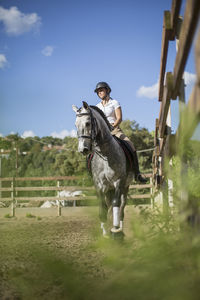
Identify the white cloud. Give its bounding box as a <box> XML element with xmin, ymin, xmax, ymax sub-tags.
<box><xmin>136</xmin><ymin>81</ymin><xmax>159</xmax><ymax>99</ymax></box>
<box><xmin>0</xmin><ymin>54</ymin><xmax>7</xmax><ymax>68</ymax></box>
<box><xmin>136</xmin><ymin>71</ymin><xmax>196</xmax><ymax>100</ymax></box>
<box><xmin>184</xmin><ymin>71</ymin><xmax>196</xmax><ymax>86</ymax></box>
<box><xmin>21</xmin><ymin>130</ymin><xmax>36</xmax><ymax>138</ymax></box>
<box><xmin>0</xmin><ymin>6</ymin><xmax>41</xmax><ymax>36</ymax></box>
<box><xmin>51</xmin><ymin>129</ymin><xmax>77</xmax><ymax>139</ymax></box>
<box><xmin>41</xmin><ymin>46</ymin><xmax>54</xmax><ymax>57</ymax></box>
<box><xmin>0</xmin><ymin>133</ymin><xmax>3</xmax><ymax>137</ymax></box>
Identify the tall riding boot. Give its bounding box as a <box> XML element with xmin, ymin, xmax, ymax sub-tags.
<box><xmin>132</xmin><ymin>151</ymin><xmax>147</xmax><ymax>183</ymax></box>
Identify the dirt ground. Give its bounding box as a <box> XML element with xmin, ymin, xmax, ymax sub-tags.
<box><xmin>0</xmin><ymin>205</ymin><xmax>141</xmax><ymax>299</ymax></box>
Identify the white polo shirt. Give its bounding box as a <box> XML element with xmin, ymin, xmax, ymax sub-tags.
<box><xmin>96</xmin><ymin>98</ymin><xmax>121</xmax><ymax>124</ymax></box>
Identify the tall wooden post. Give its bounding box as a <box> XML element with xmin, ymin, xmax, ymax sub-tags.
<box><xmin>150</xmin><ymin>176</ymin><xmax>154</xmax><ymax>208</ymax></box>
<box><xmin>11</xmin><ymin>178</ymin><xmax>15</xmax><ymax>217</ymax></box>
<box><xmin>57</xmin><ymin>180</ymin><xmax>61</xmax><ymax>216</ymax></box>
<box><xmin>166</xmin><ymin>105</ymin><xmax>174</xmax><ymax>208</ymax></box>
<box><xmin>0</xmin><ymin>157</ymin><xmax>1</xmax><ymax>199</ymax></box>
<box><xmin>176</xmin><ymin>15</ymin><xmax>188</xmax><ymax>217</ymax></box>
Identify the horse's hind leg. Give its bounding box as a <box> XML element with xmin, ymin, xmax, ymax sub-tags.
<box><xmin>119</xmin><ymin>191</ymin><xmax>127</xmax><ymax>231</ymax></box>
<box><xmin>110</xmin><ymin>189</ymin><xmax>127</xmax><ymax>240</ymax></box>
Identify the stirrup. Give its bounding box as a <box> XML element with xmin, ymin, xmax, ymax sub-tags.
<box><xmin>136</xmin><ymin>173</ymin><xmax>148</xmax><ymax>183</ymax></box>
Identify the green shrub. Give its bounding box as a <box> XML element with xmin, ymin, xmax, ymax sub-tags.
<box><xmin>26</xmin><ymin>213</ymin><xmax>36</xmax><ymax>218</ymax></box>
<box><xmin>4</xmin><ymin>213</ymin><xmax>12</xmax><ymax>218</ymax></box>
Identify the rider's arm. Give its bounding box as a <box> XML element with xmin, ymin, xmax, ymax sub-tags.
<box><xmin>113</xmin><ymin>107</ymin><xmax>122</xmax><ymax>128</ymax></box>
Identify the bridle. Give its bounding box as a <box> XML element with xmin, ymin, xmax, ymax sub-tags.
<box><xmin>76</xmin><ymin>107</ymin><xmax>110</xmax><ymax>160</ymax></box>
<box><xmin>76</xmin><ymin>110</ymin><xmax>97</xmax><ymax>141</ymax></box>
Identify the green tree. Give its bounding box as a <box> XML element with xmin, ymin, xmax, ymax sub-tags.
<box><xmin>120</xmin><ymin>120</ymin><xmax>154</xmax><ymax>171</ymax></box>
<box><xmin>1</xmin><ymin>122</ymin><xmax>154</xmax><ymax>178</ymax></box>
<box><xmin>0</xmin><ymin>137</ymin><xmax>12</xmax><ymax>150</ymax></box>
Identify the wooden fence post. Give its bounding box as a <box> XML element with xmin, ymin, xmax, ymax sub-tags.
<box><xmin>57</xmin><ymin>180</ymin><xmax>61</xmax><ymax>216</ymax></box>
<box><xmin>11</xmin><ymin>177</ymin><xmax>15</xmax><ymax>217</ymax></box>
<box><xmin>73</xmin><ymin>179</ymin><xmax>77</xmax><ymax>207</ymax></box>
<box><xmin>168</xmin><ymin>162</ymin><xmax>174</xmax><ymax>208</ymax></box>
<box><xmin>166</xmin><ymin>104</ymin><xmax>174</xmax><ymax>208</ymax></box>
<box><xmin>150</xmin><ymin>176</ymin><xmax>154</xmax><ymax>208</ymax></box>
<box><xmin>0</xmin><ymin>157</ymin><xmax>2</xmax><ymax>199</ymax></box>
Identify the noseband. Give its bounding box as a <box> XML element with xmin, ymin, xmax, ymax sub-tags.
<box><xmin>76</xmin><ymin>110</ymin><xmax>97</xmax><ymax>141</ymax></box>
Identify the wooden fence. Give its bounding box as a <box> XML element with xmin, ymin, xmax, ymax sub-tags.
<box><xmin>152</xmin><ymin>0</ymin><xmax>200</xmax><ymax>207</ymax></box>
<box><xmin>0</xmin><ymin>174</ymin><xmax>152</xmax><ymax>216</ymax></box>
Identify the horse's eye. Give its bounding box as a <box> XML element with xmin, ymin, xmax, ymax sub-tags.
<box><xmin>85</xmin><ymin>122</ymin><xmax>90</xmax><ymax>127</ymax></box>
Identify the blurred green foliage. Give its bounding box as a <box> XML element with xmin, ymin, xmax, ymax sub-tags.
<box><xmin>164</xmin><ymin>139</ymin><xmax>200</xmax><ymax>226</ymax></box>
<box><xmin>1</xmin><ymin>207</ymin><xmax>200</xmax><ymax>300</ymax></box>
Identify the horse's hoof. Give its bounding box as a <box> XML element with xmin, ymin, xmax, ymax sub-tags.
<box><xmin>111</xmin><ymin>230</ymin><xmax>125</xmax><ymax>240</ymax></box>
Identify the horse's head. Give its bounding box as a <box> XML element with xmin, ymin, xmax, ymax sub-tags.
<box><xmin>72</xmin><ymin>101</ymin><xmax>94</xmax><ymax>155</ymax></box>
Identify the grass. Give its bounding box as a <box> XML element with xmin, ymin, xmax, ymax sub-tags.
<box><xmin>1</xmin><ymin>207</ymin><xmax>200</xmax><ymax>300</ymax></box>
<box><xmin>26</xmin><ymin>213</ymin><xmax>36</xmax><ymax>218</ymax></box>
<box><xmin>1</xmin><ymin>136</ymin><xmax>200</xmax><ymax>299</ymax></box>
<box><xmin>4</xmin><ymin>213</ymin><xmax>12</xmax><ymax>218</ymax></box>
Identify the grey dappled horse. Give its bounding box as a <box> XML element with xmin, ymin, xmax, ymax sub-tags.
<box><xmin>72</xmin><ymin>101</ymin><xmax>134</xmax><ymax>238</ymax></box>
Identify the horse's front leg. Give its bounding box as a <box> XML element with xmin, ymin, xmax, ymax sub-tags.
<box><xmin>111</xmin><ymin>183</ymin><xmax>122</xmax><ymax>233</ymax></box>
<box><xmin>98</xmin><ymin>191</ymin><xmax>109</xmax><ymax>237</ymax></box>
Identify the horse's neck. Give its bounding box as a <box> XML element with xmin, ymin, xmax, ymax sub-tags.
<box><xmin>93</xmin><ymin>111</ymin><xmax>117</xmax><ymax>156</ymax></box>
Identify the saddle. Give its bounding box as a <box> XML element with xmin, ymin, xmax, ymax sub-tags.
<box><xmin>113</xmin><ymin>136</ymin><xmax>135</xmax><ymax>171</ymax></box>
<box><xmin>86</xmin><ymin>136</ymin><xmax>135</xmax><ymax>173</ymax></box>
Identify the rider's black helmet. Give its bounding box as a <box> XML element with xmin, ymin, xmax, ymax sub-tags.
<box><xmin>94</xmin><ymin>82</ymin><xmax>111</xmax><ymax>94</ymax></box>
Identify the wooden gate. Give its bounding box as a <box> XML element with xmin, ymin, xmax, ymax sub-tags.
<box><xmin>152</xmin><ymin>0</ymin><xmax>200</xmax><ymax>213</ymax></box>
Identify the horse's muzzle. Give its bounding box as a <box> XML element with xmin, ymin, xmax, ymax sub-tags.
<box><xmin>79</xmin><ymin>147</ymin><xmax>90</xmax><ymax>155</ymax></box>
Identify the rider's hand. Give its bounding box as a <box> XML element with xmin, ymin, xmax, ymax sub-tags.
<box><xmin>110</xmin><ymin>124</ymin><xmax>115</xmax><ymax>131</ymax></box>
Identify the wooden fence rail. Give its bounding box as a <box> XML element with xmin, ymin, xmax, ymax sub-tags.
<box><xmin>0</xmin><ymin>174</ymin><xmax>152</xmax><ymax>216</ymax></box>
<box><xmin>0</xmin><ymin>176</ymin><xmax>78</xmax><ymax>181</ymax></box>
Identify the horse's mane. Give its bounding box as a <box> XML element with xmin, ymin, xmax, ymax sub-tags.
<box><xmin>89</xmin><ymin>105</ymin><xmax>112</xmax><ymax>131</ymax></box>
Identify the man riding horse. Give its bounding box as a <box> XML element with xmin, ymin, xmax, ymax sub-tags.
<box><xmin>95</xmin><ymin>81</ymin><xmax>147</xmax><ymax>184</ymax></box>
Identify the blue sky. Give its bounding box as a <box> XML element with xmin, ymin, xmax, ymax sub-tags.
<box><xmin>0</xmin><ymin>0</ymin><xmax>197</xmax><ymax>138</ymax></box>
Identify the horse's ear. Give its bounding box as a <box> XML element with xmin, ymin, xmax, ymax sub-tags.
<box><xmin>82</xmin><ymin>101</ymin><xmax>89</xmax><ymax>109</ymax></box>
<box><xmin>72</xmin><ymin>105</ymin><xmax>78</xmax><ymax>113</ymax></box>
